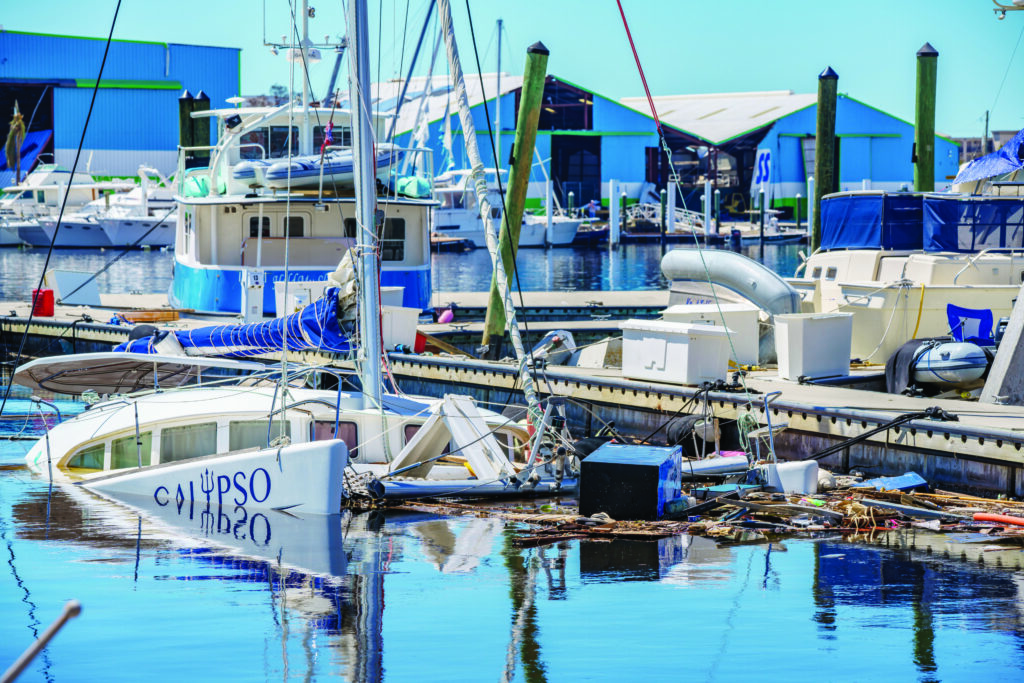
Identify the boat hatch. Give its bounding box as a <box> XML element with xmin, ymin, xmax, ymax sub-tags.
<box><xmin>14</xmin><ymin>352</ymin><xmax>268</xmax><ymax>396</ymax></box>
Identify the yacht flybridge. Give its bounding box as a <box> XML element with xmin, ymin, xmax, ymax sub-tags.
<box><xmin>171</xmin><ymin>102</ymin><xmax>435</xmax><ymax>317</ymax></box>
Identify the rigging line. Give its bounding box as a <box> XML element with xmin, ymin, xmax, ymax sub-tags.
<box><xmin>58</xmin><ymin>206</ymin><xmax>176</xmax><ymax>303</ymax></box>
<box><xmin>463</xmin><ymin>0</ymin><xmax>532</xmax><ymax>342</ymax></box>
<box><xmin>0</xmin><ymin>0</ymin><xmax>123</xmax><ymax>422</ymax></box>
<box><xmin>991</xmin><ymin>21</ymin><xmax>1024</xmax><ymax>115</ymax></box>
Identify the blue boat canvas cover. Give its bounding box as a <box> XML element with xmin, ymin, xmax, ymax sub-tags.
<box><xmin>819</xmin><ymin>193</ymin><xmax>923</xmax><ymax>250</ymax></box>
<box><xmin>923</xmin><ymin>195</ymin><xmax>1024</xmax><ymax>252</ymax></box>
<box><xmin>116</xmin><ymin>287</ymin><xmax>352</xmax><ymax>358</ymax></box>
<box><xmin>953</xmin><ymin>127</ymin><xmax>1024</xmax><ymax>185</ymax></box>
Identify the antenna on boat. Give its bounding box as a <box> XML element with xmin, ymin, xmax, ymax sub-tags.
<box><xmin>347</xmin><ymin>0</ymin><xmax>383</xmax><ymax>410</ymax></box>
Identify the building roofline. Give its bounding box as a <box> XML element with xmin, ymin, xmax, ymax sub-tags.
<box><xmin>1</xmin><ymin>29</ymin><xmax>241</xmax><ymax>52</ymax></box>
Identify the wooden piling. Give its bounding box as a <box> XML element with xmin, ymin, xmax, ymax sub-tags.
<box><xmin>914</xmin><ymin>43</ymin><xmax>938</xmax><ymax>192</ymax></box>
<box><xmin>481</xmin><ymin>42</ymin><xmax>549</xmax><ymax>352</ymax></box>
<box><xmin>178</xmin><ymin>89</ymin><xmax>194</xmax><ymax>153</ymax></box>
<box><xmin>812</xmin><ymin>67</ymin><xmax>838</xmax><ymax>252</ymax></box>
<box><xmin>192</xmin><ymin>90</ymin><xmax>211</xmax><ymax>159</ymax></box>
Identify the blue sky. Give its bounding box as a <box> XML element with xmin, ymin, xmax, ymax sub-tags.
<box><xmin>4</xmin><ymin>0</ymin><xmax>1023</xmax><ymax>137</ymax></box>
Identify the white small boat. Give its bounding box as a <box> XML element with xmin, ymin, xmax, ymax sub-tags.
<box><xmin>912</xmin><ymin>341</ymin><xmax>990</xmax><ymax>387</ymax></box>
<box><xmin>232</xmin><ymin>145</ymin><xmax>402</xmax><ymax>190</ymax></box>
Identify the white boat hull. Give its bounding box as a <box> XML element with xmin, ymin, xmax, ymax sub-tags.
<box><xmin>101</xmin><ymin>214</ymin><xmax>177</xmax><ymax>247</ymax></box>
<box><xmin>75</xmin><ymin>439</ymin><xmax>349</xmax><ymax>515</ymax></box>
<box><xmin>38</xmin><ymin>216</ymin><xmax>113</xmax><ymax>248</ymax></box>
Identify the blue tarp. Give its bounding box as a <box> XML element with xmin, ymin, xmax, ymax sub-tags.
<box><xmin>0</xmin><ymin>130</ymin><xmax>52</xmax><ymax>189</ymax></box>
<box><xmin>953</xmin><ymin>127</ymin><xmax>1024</xmax><ymax>185</ymax></box>
<box><xmin>115</xmin><ymin>287</ymin><xmax>352</xmax><ymax>358</ymax></box>
<box><xmin>820</xmin><ymin>193</ymin><xmax>923</xmax><ymax>250</ymax></box>
<box><xmin>923</xmin><ymin>195</ymin><xmax>1024</xmax><ymax>252</ymax></box>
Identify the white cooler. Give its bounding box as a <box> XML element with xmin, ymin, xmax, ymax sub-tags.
<box><xmin>774</xmin><ymin>312</ymin><xmax>853</xmax><ymax>380</ymax></box>
<box><xmin>620</xmin><ymin>320</ymin><xmax>730</xmax><ymax>386</ymax></box>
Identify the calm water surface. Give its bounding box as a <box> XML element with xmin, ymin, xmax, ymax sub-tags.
<box><xmin>0</xmin><ymin>243</ymin><xmax>801</xmax><ymax>302</ymax></box>
<box><xmin>1</xmin><ymin>402</ymin><xmax>1023</xmax><ymax>682</ymax></box>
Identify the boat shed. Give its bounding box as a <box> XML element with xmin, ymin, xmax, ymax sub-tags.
<box><xmin>0</xmin><ymin>29</ymin><xmax>240</xmax><ymax>183</ymax></box>
<box><xmin>624</xmin><ymin>91</ymin><xmax>961</xmax><ymax>217</ymax></box>
<box><xmin>383</xmin><ymin>73</ymin><xmax>708</xmax><ymax>209</ymax></box>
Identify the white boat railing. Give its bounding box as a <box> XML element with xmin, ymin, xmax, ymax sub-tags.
<box><xmin>625</xmin><ymin>202</ymin><xmax>706</xmax><ymax>231</ymax></box>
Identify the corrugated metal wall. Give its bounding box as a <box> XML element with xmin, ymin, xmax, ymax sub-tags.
<box><xmin>1</xmin><ymin>31</ymin><xmax>239</xmax><ymax>175</ymax></box>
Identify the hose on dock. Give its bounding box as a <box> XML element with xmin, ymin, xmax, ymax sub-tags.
<box><xmin>803</xmin><ymin>406</ymin><xmax>959</xmax><ymax>462</ymax></box>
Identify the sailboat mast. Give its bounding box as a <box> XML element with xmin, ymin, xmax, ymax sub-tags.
<box><xmin>496</xmin><ymin>18</ymin><xmax>502</xmax><ymax>170</ymax></box>
<box><xmin>347</xmin><ymin>0</ymin><xmax>383</xmax><ymax>409</ymax></box>
<box><xmin>300</xmin><ymin>0</ymin><xmax>312</xmax><ymax>154</ymax></box>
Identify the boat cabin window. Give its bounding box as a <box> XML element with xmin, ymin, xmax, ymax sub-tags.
<box><xmin>35</xmin><ymin>191</ymin><xmax>45</xmax><ymax>203</ymax></box>
<box><xmin>403</xmin><ymin>424</ymin><xmax>450</xmax><ymax>454</ymax></box>
<box><xmin>313</xmin><ymin>125</ymin><xmax>352</xmax><ymax>150</ymax></box>
<box><xmin>825</xmin><ymin>266</ymin><xmax>838</xmax><ymax>281</ymax></box>
<box><xmin>284</xmin><ymin>216</ymin><xmax>304</xmax><ymax>238</ymax></box>
<box><xmin>344</xmin><ymin>218</ymin><xmax>405</xmax><ymax>261</ymax></box>
<box><xmin>111</xmin><ymin>432</ymin><xmax>153</xmax><ymax>469</ymax></box>
<box><xmin>269</xmin><ymin>126</ymin><xmax>298</xmax><ymax>157</ymax></box>
<box><xmin>313</xmin><ymin>420</ymin><xmax>359</xmax><ymax>458</ymax></box>
<box><xmin>161</xmin><ymin>422</ymin><xmax>218</xmax><ymax>464</ymax></box>
<box><xmin>229</xmin><ymin>419</ymin><xmax>291</xmax><ymax>451</ymax></box>
<box><xmin>249</xmin><ymin>216</ymin><xmax>271</xmax><ymax>238</ymax></box>
<box><xmin>811</xmin><ymin>266</ymin><xmax>822</xmax><ymax>279</ymax></box>
<box><xmin>381</xmin><ymin>218</ymin><xmax>405</xmax><ymax>261</ymax></box>
<box><xmin>490</xmin><ymin>207</ymin><xmax>502</xmax><ymax>220</ymax></box>
<box><xmin>436</xmin><ymin>224</ymin><xmax>460</xmax><ymax>232</ymax></box>
<box><xmin>67</xmin><ymin>443</ymin><xmax>105</xmax><ymax>471</ymax></box>
<box><xmin>239</xmin><ymin>127</ymin><xmax>298</xmax><ymax>159</ymax></box>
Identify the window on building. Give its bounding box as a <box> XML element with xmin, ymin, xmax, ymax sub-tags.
<box><xmin>111</xmin><ymin>432</ymin><xmax>153</xmax><ymax>469</ymax></box>
<box><xmin>161</xmin><ymin>422</ymin><xmax>218</xmax><ymax>464</ymax></box>
<box><xmin>67</xmin><ymin>443</ymin><xmax>104</xmax><ymax>471</ymax></box>
<box><xmin>249</xmin><ymin>216</ymin><xmax>271</xmax><ymax>238</ymax></box>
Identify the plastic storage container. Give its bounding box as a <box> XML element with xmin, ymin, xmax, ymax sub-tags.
<box><xmin>662</xmin><ymin>303</ymin><xmax>761</xmax><ymax>365</ymax></box>
<box><xmin>382</xmin><ymin>306</ymin><xmax>419</xmax><ymax>350</ymax></box>
<box><xmin>759</xmin><ymin>461</ymin><xmax>819</xmax><ymax>494</ymax></box>
<box><xmin>620</xmin><ymin>319</ymin><xmax>730</xmax><ymax>385</ymax></box>
<box><xmin>774</xmin><ymin>312</ymin><xmax>853</xmax><ymax>380</ymax></box>
<box><xmin>31</xmin><ymin>289</ymin><xmax>54</xmax><ymax>317</ymax></box>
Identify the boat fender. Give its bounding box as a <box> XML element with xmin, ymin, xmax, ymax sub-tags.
<box><xmin>129</xmin><ymin>323</ymin><xmax>159</xmax><ymax>340</ymax></box>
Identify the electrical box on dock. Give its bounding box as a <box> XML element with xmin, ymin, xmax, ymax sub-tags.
<box><xmin>580</xmin><ymin>443</ymin><xmax>683</xmax><ymax>521</ymax></box>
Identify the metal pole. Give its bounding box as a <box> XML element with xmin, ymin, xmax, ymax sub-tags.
<box><xmin>659</xmin><ymin>188</ymin><xmax>667</xmax><ymax>241</ymax></box>
<box><xmin>134</xmin><ymin>401</ymin><xmax>142</xmax><ymax>468</ymax></box>
<box><xmin>807</xmin><ymin>176</ymin><xmax>815</xmax><ymax>238</ymax></box>
<box><xmin>545</xmin><ymin>179</ymin><xmax>553</xmax><ymax>246</ymax></box>
<box><xmin>348</xmin><ymin>0</ymin><xmax>382</xmax><ymax>409</ymax></box>
<box><xmin>812</xmin><ymin>67</ymin><xmax>838</xmax><ymax>252</ymax></box>
<box><xmin>914</xmin><ymin>42</ymin><xmax>938</xmax><ymax>192</ymax></box>
<box><xmin>1</xmin><ymin>600</ymin><xmax>81</xmax><ymax>683</ymax></box>
<box><xmin>667</xmin><ymin>181</ymin><xmax>676</xmax><ymax>235</ymax></box>
<box><xmin>495</xmin><ymin>18</ymin><xmax>502</xmax><ymax>170</ymax></box>
<box><xmin>795</xmin><ymin>193</ymin><xmax>802</xmax><ymax>231</ymax></box>
<box><xmin>714</xmin><ymin>188</ymin><xmax>720</xmax><ymax>232</ymax></box>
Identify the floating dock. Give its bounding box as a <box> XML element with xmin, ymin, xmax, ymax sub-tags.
<box><xmin>3</xmin><ymin>292</ymin><xmax>1024</xmax><ymax>497</ymax></box>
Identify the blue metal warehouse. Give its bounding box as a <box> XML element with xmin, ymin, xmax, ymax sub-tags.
<box><xmin>0</xmin><ymin>29</ymin><xmax>239</xmax><ymax>183</ymax></box>
<box><xmin>384</xmin><ymin>75</ymin><xmax>959</xmax><ymax>216</ymax></box>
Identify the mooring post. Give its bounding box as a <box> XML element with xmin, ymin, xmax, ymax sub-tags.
<box><xmin>608</xmin><ymin>178</ymin><xmax>619</xmax><ymax>247</ymax></box>
<box><xmin>758</xmin><ymin>188</ymin><xmax>766</xmax><ymax>262</ymax></box>
<box><xmin>667</xmin><ymin>181</ymin><xmax>676</xmax><ymax>235</ymax></box>
<box><xmin>812</xmin><ymin>67</ymin><xmax>838</xmax><ymax>253</ymax></box>
<box><xmin>659</xmin><ymin>188</ymin><xmax>667</xmax><ymax>241</ymax></box>
<box><xmin>795</xmin><ymin>193</ymin><xmax>802</xmax><ymax>231</ymax></box>
<box><xmin>178</xmin><ymin>89</ymin><xmax>194</xmax><ymax>166</ymax></box>
<box><xmin>192</xmin><ymin>90</ymin><xmax>211</xmax><ymax>160</ymax></box>
<box><xmin>704</xmin><ymin>179</ymin><xmax>712</xmax><ymax>236</ymax></box>
<box><xmin>481</xmin><ymin>41</ymin><xmax>549</xmax><ymax>355</ymax></box>
<box><xmin>914</xmin><ymin>42</ymin><xmax>938</xmax><ymax>192</ymax></box>
<box><xmin>714</xmin><ymin>188</ymin><xmax>720</xmax><ymax>232</ymax></box>
<box><xmin>545</xmin><ymin>179</ymin><xmax>553</xmax><ymax>246</ymax></box>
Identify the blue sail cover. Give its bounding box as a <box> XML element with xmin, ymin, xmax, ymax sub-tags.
<box><xmin>115</xmin><ymin>287</ymin><xmax>352</xmax><ymax>357</ymax></box>
<box><xmin>820</xmin><ymin>193</ymin><xmax>923</xmax><ymax>250</ymax></box>
<box><xmin>953</xmin><ymin>127</ymin><xmax>1024</xmax><ymax>185</ymax></box>
<box><xmin>923</xmin><ymin>196</ymin><xmax>1024</xmax><ymax>252</ymax></box>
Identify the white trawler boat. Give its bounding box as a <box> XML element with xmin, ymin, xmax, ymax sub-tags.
<box><xmin>19</xmin><ymin>0</ymin><xmax>577</xmax><ymax>513</ymax></box>
<box><xmin>0</xmin><ymin>164</ymin><xmax>133</xmax><ymax>246</ymax></box>
<box><xmin>434</xmin><ymin>168</ymin><xmax>580</xmax><ymax>247</ymax></box>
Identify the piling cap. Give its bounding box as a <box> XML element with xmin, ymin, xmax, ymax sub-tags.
<box><xmin>917</xmin><ymin>42</ymin><xmax>938</xmax><ymax>57</ymax></box>
<box><xmin>179</xmin><ymin>89</ymin><xmax>194</xmax><ymax>101</ymax></box>
<box><xmin>818</xmin><ymin>66</ymin><xmax>839</xmax><ymax>81</ymax></box>
<box><xmin>193</xmin><ymin>90</ymin><xmax>210</xmax><ymax>102</ymax></box>
<box><xmin>527</xmin><ymin>41</ymin><xmax>549</xmax><ymax>56</ymax></box>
